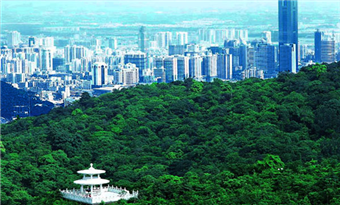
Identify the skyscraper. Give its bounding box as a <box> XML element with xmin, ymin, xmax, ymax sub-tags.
<box><xmin>175</xmin><ymin>32</ymin><xmax>188</xmax><ymax>45</ymax></box>
<box><xmin>202</xmin><ymin>53</ymin><xmax>217</xmax><ymax>82</ymax></box>
<box><xmin>7</xmin><ymin>31</ymin><xmax>21</xmax><ymax>48</ymax></box>
<box><xmin>314</xmin><ymin>30</ymin><xmax>322</xmax><ymax>63</ymax></box>
<box><xmin>155</xmin><ymin>32</ymin><xmax>172</xmax><ymax>48</ymax></box>
<box><xmin>153</xmin><ymin>67</ymin><xmax>166</xmax><ymax>83</ymax></box>
<box><xmin>239</xmin><ymin>43</ymin><xmax>248</xmax><ymax>70</ymax></box>
<box><xmin>279</xmin><ymin>0</ymin><xmax>298</xmax><ymax>46</ymax></box>
<box><xmin>164</xmin><ymin>56</ymin><xmax>178</xmax><ymax>83</ymax></box>
<box><xmin>92</xmin><ymin>62</ymin><xmax>108</xmax><ymax>86</ymax></box>
<box><xmin>188</xmin><ymin>54</ymin><xmax>202</xmax><ymax>79</ymax></box>
<box><xmin>176</xmin><ymin>56</ymin><xmax>189</xmax><ymax>81</ymax></box>
<box><xmin>315</xmin><ymin>31</ymin><xmax>336</xmax><ymax>64</ymax></box>
<box><xmin>138</xmin><ymin>26</ymin><xmax>148</xmax><ymax>52</ymax></box>
<box><xmin>321</xmin><ymin>37</ymin><xmax>336</xmax><ymax>63</ymax></box>
<box><xmin>121</xmin><ymin>63</ymin><xmax>139</xmax><ymax>85</ymax></box>
<box><xmin>279</xmin><ymin>43</ymin><xmax>296</xmax><ymax>73</ymax></box>
<box><xmin>217</xmin><ymin>54</ymin><xmax>233</xmax><ymax>79</ymax></box>
<box><xmin>124</xmin><ymin>51</ymin><xmax>147</xmax><ymax>82</ymax></box>
<box><xmin>254</xmin><ymin>43</ymin><xmax>277</xmax><ymax>74</ymax></box>
<box><xmin>279</xmin><ymin>0</ymin><xmax>298</xmax><ymax>71</ymax></box>
<box><xmin>169</xmin><ymin>45</ymin><xmax>185</xmax><ymax>56</ymax></box>
<box><xmin>40</xmin><ymin>48</ymin><xmax>53</xmax><ymax>71</ymax></box>
<box><xmin>109</xmin><ymin>38</ymin><xmax>118</xmax><ymax>50</ymax></box>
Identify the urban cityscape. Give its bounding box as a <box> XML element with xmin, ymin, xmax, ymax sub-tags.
<box><xmin>1</xmin><ymin>0</ymin><xmax>339</xmax><ymax>120</ymax></box>
<box><xmin>2</xmin><ymin>1</ymin><xmax>340</xmax><ymax>204</ymax></box>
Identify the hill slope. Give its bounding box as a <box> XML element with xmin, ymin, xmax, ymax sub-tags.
<box><xmin>2</xmin><ymin>62</ymin><xmax>340</xmax><ymax>204</ymax></box>
<box><xmin>1</xmin><ymin>81</ymin><xmax>54</xmax><ymax>120</ymax></box>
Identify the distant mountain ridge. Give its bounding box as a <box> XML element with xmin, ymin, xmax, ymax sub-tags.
<box><xmin>1</xmin><ymin>81</ymin><xmax>54</xmax><ymax>121</ymax></box>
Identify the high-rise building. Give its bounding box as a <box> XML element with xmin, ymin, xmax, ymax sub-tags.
<box><xmin>53</xmin><ymin>57</ymin><xmax>65</xmax><ymax>70</ymax></box>
<box><xmin>255</xmin><ymin>43</ymin><xmax>277</xmax><ymax>74</ymax></box>
<box><xmin>76</xmin><ymin>46</ymin><xmax>86</xmax><ymax>59</ymax></box>
<box><xmin>91</xmin><ymin>39</ymin><xmax>102</xmax><ymax>50</ymax></box>
<box><xmin>7</xmin><ymin>31</ymin><xmax>21</xmax><ymax>48</ymax></box>
<box><xmin>153</xmin><ymin>67</ymin><xmax>166</xmax><ymax>83</ymax></box>
<box><xmin>175</xmin><ymin>32</ymin><xmax>188</xmax><ymax>45</ymax></box>
<box><xmin>40</xmin><ymin>48</ymin><xmax>53</xmax><ymax>71</ymax></box>
<box><xmin>169</xmin><ymin>45</ymin><xmax>185</xmax><ymax>56</ymax></box>
<box><xmin>41</xmin><ymin>37</ymin><xmax>54</xmax><ymax>48</ymax></box>
<box><xmin>207</xmin><ymin>46</ymin><xmax>225</xmax><ymax>55</ymax></box>
<box><xmin>299</xmin><ymin>44</ymin><xmax>308</xmax><ymax>61</ymax></box>
<box><xmin>188</xmin><ymin>55</ymin><xmax>202</xmax><ymax>79</ymax></box>
<box><xmin>92</xmin><ymin>62</ymin><xmax>108</xmax><ymax>86</ymax></box>
<box><xmin>122</xmin><ymin>63</ymin><xmax>139</xmax><ymax>85</ymax></box>
<box><xmin>202</xmin><ymin>53</ymin><xmax>218</xmax><ymax>82</ymax></box>
<box><xmin>321</xmin><ymin>38</ymin><xmax>336</xmax><ymax>63</ymax></box>
<box><xmin>239</xmin><ymin>43</ymin><xmax>248</xmax><ymax>70</ymax></box>
<box><xmin>176</xmin><ymin>56</ymin><xmax>189</xmax><ymax>81</ymax></box>
<box><xmin>279</xmin><ymin>0</ymin><xmax>298</xmax><ymax>71</ymax></box>
<box><xmin>138</xmin><ymin>26</ymin><xmax>148</xmax><ymax>52</ymax></box>
<box><xmin>164</xmin><ymin>56</ymin><xmax>178</xmax><ymax>83</ymax></box>
<box><xmin>155</xmin><ymin>32</ymin><xmax>172</xmax><ymax>49</ymax></box>
<box><xmin>242</xmin><ymin>67</ymin><xmax>264</xmax><ymax>79</ymax></box>
<box><xmin>315</xmin><ymin>31</ymin><xmax>336</xmax><ymax>64</ymax></box>
<box><xmin>226</xmin><ymin>29</ymin><xmax>236</xmax><ymax>40</ymax></box>
<box><xmin>336</xmin><ymin>52</ymin><xmax>340</xmax><ymax>62</ymax></box>
<box><xmin>28</xmin><ymin>36</ymin><xmax>37</xmax><ymax>47</ymax></box>
<box><xmin>109</xmin><ymin>38</ymin><xmax>118</xmax><ymax>50</ymax></box>
<box><xmin>154</xmin><ymin>57</ymin><xmax>165</xmax><ymax>68</ymax></box>
<box><xmin>236</xmin><ymin>30</ymin><xmax>248</xmax><ymax>41</ymax></box>
<box><xmin>64</xmin><ymin>45</ymin><xmax>72</xmax><ymax>63</ymax></box>
<box><xmin>199</xmin><ymin>29</ymin><xmax>216</xmax><ymax>43</ymax></box>
<box><xmin>124</xmin><ymin>52</ymin><xmax>147</xmax><ymax>82</ymax></box>
<box><xmin>279</xmin><ymin>43</ymin><xmax>296</xmax><ymax>73</ymax></box>
<box><xmin>314</xmin><ymin>30</ymin><xmax>322</xmax><ymax>63</ymax></box>
<box><xmin>215</xmin><ymin>29</ymin><xmax>227</xmax><ymax>43</ymax></box>
<box><xmin>217</xmin><ymin>54</ymin><xmax>233</xmax><ymax>79</ymax></box>
<box><xmin>262</xmin><ymin>31</ymin><xmax>272</xmax><ymax>44</ymax></box>
<box><xmin>64</xmin><ymin>45</ymin><xmax>86</xmax><ymax>63</ymax></box>
<box><xmin>209</xmin><ymin>29</ymin><xmax>216</xmax><ymax>44</ymax></box>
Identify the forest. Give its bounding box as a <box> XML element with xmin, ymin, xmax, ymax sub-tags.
<box><xmin>2</xmin><ymin>62</ymin><xmax>340</xmax><ymax>205</ymax></box>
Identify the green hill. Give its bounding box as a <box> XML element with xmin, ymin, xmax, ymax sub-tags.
<box><xmin>2</xmin><ymin>62</ymin><xmax>340</xmax><ymax>205</ymax></box>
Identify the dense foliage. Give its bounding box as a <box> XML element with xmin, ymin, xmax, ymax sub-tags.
<box><xmin>2</xmin><ymin>62</ymin><xmax>340</xmax><ymax>205</ymax></box>
<box><xmin>1</xmin><ymin>81</ymin><xmax>54</xmax><ymax>120</ymax></box>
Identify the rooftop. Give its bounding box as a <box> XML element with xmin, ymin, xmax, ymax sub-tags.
<box><xmin>77</xmin><ymin>163</ymin><xmax>106</xmax><ymax>175</ymax></box>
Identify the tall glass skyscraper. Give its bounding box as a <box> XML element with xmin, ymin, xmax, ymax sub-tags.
<box><xmin>278</xmin><ymin>0</ymin><xmax>298</xmax><ymax>72</ymax></box>
<box><xmin>138</xmin><ymin>26</ymin><xmax>147</xmax><ymax>52</ymax></box>
<box><xmin>314</xmin><ymin>30</ymin><xmax>322</xmax><ymax>63</ymax></box>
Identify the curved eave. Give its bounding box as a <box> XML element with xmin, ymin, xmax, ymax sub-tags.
<box><xmin>77</xmin><ymin>170</ymin><xmax>106</xmax><ymax>175</ymax></box>
<box><xmin>74</xmin><ymin>179</ymin><xmax>110</xmax><ymax>185</ymax></box>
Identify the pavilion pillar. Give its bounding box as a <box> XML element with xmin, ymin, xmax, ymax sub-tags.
<box><xmin>91</xmin><ymin>185</ymin><xmax>93</xmax><ymax>196</ymax></box>
<box><xmin>81</xmin><ymin>185</ymin><xmax>83</xmax><ymax>193</ymax></box>
<box><xmin>100</xmin><ymin>184</ymin><xmax>103</xmax><ymax>194</ymax></box>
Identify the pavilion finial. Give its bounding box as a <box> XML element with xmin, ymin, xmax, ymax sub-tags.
<box><xmin>90</xmin><ymin>163</ymin><xmax>93</xmax><ymax>169</ymax></box>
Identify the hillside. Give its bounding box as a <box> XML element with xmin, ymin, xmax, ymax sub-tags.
<box><xmin>1</xmin><ymin>81</ymin><xmax>54</xmax><ymax>121</ymax></box>
<box><xmin>2</xmin><ymin>62</ymin><xmax>340</xmax><ymax>205</ymax></box>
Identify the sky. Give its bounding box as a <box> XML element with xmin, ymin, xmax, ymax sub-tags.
<box><xmin>1</xmin><ymin>0</ymin><xmax>339</xmax><ymax>14</ymax></box>
<box><xmin>1</xmin><ymin>0</ymin><xmax>339</xmax><ymax>26</ymax></box>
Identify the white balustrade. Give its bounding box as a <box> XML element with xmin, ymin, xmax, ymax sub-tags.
<box><xmin>60</xmin><ymin>164</ymin><xmax>138</xmax><ymax>204</ymax></box>
<box><xmin>60</xmin><ymin>187</ymin><xmax>138</xmax><ymax>204</ymax></box>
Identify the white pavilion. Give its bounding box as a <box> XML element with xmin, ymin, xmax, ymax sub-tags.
<box><xmin>60</xmin><ymin>163</ymin><xmax>138</xmax><ymax>204</ymax></box>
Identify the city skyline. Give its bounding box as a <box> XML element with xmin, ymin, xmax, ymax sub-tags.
<box><xmin>1</xmin><ymin>0</ymin><xmax>339</xmax><ymax>120</ymax></box>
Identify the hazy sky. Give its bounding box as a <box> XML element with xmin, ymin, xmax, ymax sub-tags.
<box><xmin>2</xmin><ymin>0</ymin><xmax>339</xmax><ymax>12</ymax></box>
<box><xmin>1</xmin><ymin>0</ymin><xmax>339</xmax><ymax>25</ymax></box>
